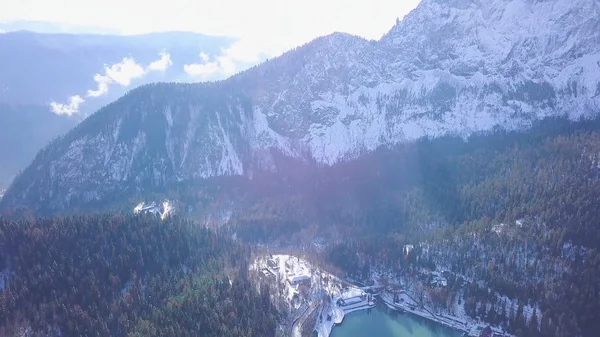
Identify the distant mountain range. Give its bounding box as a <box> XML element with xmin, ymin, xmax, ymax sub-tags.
<box><xmin>1</xmin><ymin>0</ymin><xmax>599</xmax><ymax>212</ymax></box>
<box><xmin>0</xmin><ymin>30</ymin><xmax>236</xmax><ymax>111</ymax></box>
<box><xmin>0</xmin><ymin>104</ymin><xmax>77</xmax><ymax>188</ymax></box>
<box><xmin>0</xmin><ymin>20</ymin><xmax>122</xmax><ymax>35</ymax></box>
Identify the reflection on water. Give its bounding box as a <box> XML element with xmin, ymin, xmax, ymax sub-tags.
<box><xmin>330</xmin><ymin>305</ymin><xmax>463</xmax><ymax>337</ymax></box>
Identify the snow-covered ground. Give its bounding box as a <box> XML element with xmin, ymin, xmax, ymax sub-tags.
<box><xmin>253</xmin><ymin>254</ymin><xmax>520</xmax><ymax>337</ymax></box>
<box><xmin>380</xmin><ymin>290</ymin><xmax>478</xmax><ymax>335</ymax></box>
<box><xmin>133</xmin><ymin>200</ymin><xmax>174</xmax><ymax>220</ymax></box>
<box><xmin>314</xmin><ymin>287</ymin><xmax>376</xmax><ymax>337</ymax></box>
<box><xmin>375</xmin><ymin>268</ymin><xmax>515</xmax><ymax>337</ymax></box>
<box><xmin>252</xmin><ymin>254</ymin><xmax>374</xmax><ymax>337</ymax></box>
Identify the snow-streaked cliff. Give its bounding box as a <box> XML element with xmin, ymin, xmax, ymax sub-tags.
<box><xmin>242</xmin><ymin>0</ymin><xmax>600</xmax><ymax>163</ymax></box>
<box><xmin>2</xmin><ymin>0</ymin><xmax>599</xmax><ymax>212</ymax></box>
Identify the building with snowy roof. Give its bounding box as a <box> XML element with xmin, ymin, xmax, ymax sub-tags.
<box><xmin>287</xmin><ymin>274</ymin><xmax>310</xmax><ymax>285</ymax></box>
<box><xmin>337</xmin><ymin>296</ymin><xmax>364</xmax><ymax>307</ymax></box>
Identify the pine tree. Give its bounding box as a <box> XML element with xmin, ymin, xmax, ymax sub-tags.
<box><xmin>515</xmin><ymin>302</ymin><xmax>525</xmax><ymax>332</ymax></box>
<box><xmin>529</xmin><ymin>306</ymin><xmax>539</xmax><ymax>336</ymax></box>
<box><xmin>500</xmin><ymin>298</ymin><xmax>507</xmax><ymax>324</ymax></box>
<box><xmin>509</xmin><ymin>302</ymin><xmax>516</xmax><ymax>332</ymax></box>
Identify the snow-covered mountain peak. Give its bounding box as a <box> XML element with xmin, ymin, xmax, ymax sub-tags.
<box><xmin>383</xmin><ymin>0</ymin><xmax>600</xmax><ymax>68</ymax></box>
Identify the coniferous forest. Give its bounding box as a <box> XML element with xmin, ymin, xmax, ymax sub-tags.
<box><xmin>0</xmin><ymin>214</ymin><xmax>278</xmax><ymax>336</ymax></box>
<box><xmin>313</xmin><ymin>117</ymin><xmax>600</xmax><ymax>337</ymax></box>
<box><xmin>217</xmin><ymin>116</ymin><xmax>600</xmax><ymax>337</ymax></box>
<box><xmin>2</xmin><ymin>117</ymin><xmax>600</xmax><ymax>337</ymax></box>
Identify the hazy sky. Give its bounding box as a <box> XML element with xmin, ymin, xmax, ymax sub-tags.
<box><xmin>2</xmin><ymin>0</ymin><xmax>423</xmax><ymax>114</ymax></box>
<box><xmin>1</xmin><ymin>0</ymin><xmax>421</xmax><ymax>52</ymax></box>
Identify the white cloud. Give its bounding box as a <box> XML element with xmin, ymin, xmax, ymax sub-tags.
<box><xmin>50</xmin><ymin>95</ymin><xmax>84</xmax><ymax>115</ymax></box>
<box><xmin>224</xmin><ymin>37</ymin><xmax>280</xmax><ymax>64</ymax></box>
<box><xmin>50</xmin><ymin>52</ymin><xmax>173</xmax><ymax>115</ymax></box>
<box><xmin>87</xmin><ymin>57</ymin><xmax>146</xmax><ymax>97</ymax></box>
<box><xmin>104</xmin><ymin>57</ymin><xmax>146</xmax><ymax>86</ymax></box>
<box><xmin>184</xmin><ymin>60</ymin><xmax>222</xmax><ymax>80</ymax></box>
<box><xmin>87</xmin><ymin>52</ymin><xmax>173</xmax><ymax>97</ymax></box>
<box><xmin>147</xmin><ymin>51</ymin><xmax>173</xmax><ymax>71</ymax></box>
<box><xmin>184</xmin><ymin>38</ymin><xmax>284</xmax><ymax>80</ymax></box>
<box><xmin>87</xmin><ymin>73</ymin><xmax>111</xmax><ymax>97</ymax></box>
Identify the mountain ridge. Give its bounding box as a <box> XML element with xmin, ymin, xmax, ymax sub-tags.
<box><xmin>2</xmin><ymin>0</ymin><xmax>599</xmax><ymax>213</ymax></box>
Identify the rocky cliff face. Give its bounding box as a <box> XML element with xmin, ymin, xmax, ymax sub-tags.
<box><xmin>2</xmin><ymin>0</ymin><xmax>599</xmax><ymax>213</ymax></box>
<box><xmin>233</xmin><ymin>0</ymin><xmax>600</xmax><ymax>163</ymax></box>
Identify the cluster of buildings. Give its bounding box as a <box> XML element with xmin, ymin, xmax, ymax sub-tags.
<box><xmin>414</xmin><ymin>269</ymin><xmax>451</xmax><ymax>288</ymax></box>
<box><xmin>260</xmin><ymin>256</ymin><xmax>312</xmax><ymax>286</ymax></box>
<box><xmin>336</xmin><ymin>291</ymin><xmax>375</xmax><ymax>312</ymax></box>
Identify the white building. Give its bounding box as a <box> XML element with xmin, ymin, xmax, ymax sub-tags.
<box><xmin>287</xmin><ymin>274</ymin><xmax>310</xmax><ymax>285</ymax></box>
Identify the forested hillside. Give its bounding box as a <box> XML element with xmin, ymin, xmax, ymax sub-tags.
<box><xmin>4</xmin><ymin>0</ymin><xmax>599</xmax><ymax>214</ymax></box>
<box><xmin>312</xmin><ymin>117</ymin><xmax>600</xmax><ymax>337</ymax></box>
<box><xmin>162</xmin><ymin>115</ymin><xmax>600</xmax><ymax>337</ymax></box>
<box><xmin>0</xmin><ymin>214</ymin><xmax>278</xmax><ymax>337</ymax></box>
<box><xmin>2</xmin><ymin>116</ymin><xmax>599</xmax><ymax>337</ymax></box>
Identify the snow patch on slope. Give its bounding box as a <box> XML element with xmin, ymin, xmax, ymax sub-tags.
<box><xmin>215</xmin><ymin>110</ymin><xmax>243</xmax><ymax>176</ymax></box>
<box><xmin>134</xmin><ymin>200</ymin><xmax>174</xmax><ymax>220</ymax></box>
<box><xmin>251</xmin><ymin>106</ymin><xmax>296</xmax><ymax>156</ymax></box>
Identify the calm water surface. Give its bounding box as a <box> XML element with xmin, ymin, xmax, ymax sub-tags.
<box><xmin>330</xmin><ymin>305</ymin><xmax>463</xmax><ymax>337</ymax></box>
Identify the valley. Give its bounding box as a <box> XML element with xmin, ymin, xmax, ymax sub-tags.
<box><xmin>2</xmin><ymin>105</ymin><xmax>600</xmax><ymax>337</ymax></box>
<box><xmin>231</xmin><ymin>116</ymin><xmax>600</xmax><ymax>337</ymax></box>
<box><xmin>0</xmin><ymin>0</ymin><xmax>599</xmax><ymax>336</ymax></box>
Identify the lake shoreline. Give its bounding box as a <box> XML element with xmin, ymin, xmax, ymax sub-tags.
<box><xmin>379</xmin><ymin>292</ymin><xmax>470</xmax><ymax>335</ymax></box>
<box><xmin>329</xmin><ymin>301</ymin><xmax>464</xmax><ymax>337</ymax></box>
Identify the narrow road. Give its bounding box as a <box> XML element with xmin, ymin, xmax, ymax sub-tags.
<box><xmin>292</xmin><ymin>302</ymin><xmax>320</xmax><ymax>337</ymax></box>
<box><xmin>404</xmin><ymin>290</ymin><xmax>438</xmax><ymax>318</ymax></box>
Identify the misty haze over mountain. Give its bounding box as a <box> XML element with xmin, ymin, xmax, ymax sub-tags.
<box><xmin>0</xmin><ymin>20</ymin><xmax>122</xmax><ymax>35</ymax></box>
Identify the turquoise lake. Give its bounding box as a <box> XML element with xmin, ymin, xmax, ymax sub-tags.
<box><xmin>330</xmin><ymin>305</ymin><xmax>463</xmax><ymax>337</ymax></box>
